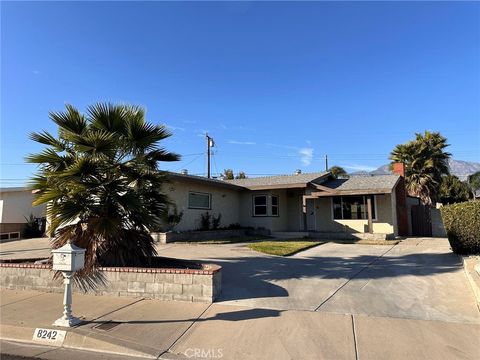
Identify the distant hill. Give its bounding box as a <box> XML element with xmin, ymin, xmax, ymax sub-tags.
<box><xmin>351</xmin><ymin>159</ymin><xmax>480</xmax><ymax>180</ymax></box>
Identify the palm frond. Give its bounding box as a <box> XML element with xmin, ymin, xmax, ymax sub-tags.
<box><xmin>29</xmin><ymin>131</ymin><xmax>66</xmax><ymax>151</ymax></box>
<box><xmin>26</xmin><ymin>148</ymin><xmax>64</xmax><ymax>164</ymax></box>
<box><xmin>87</xmin><ymin>103</ymin><xmax>127</xmax><ymax>134</ymax></box>
<box><xmin>49</xmin><ymin>104</ymin><xmax>87</xmax><ymax>136</ymax></box>
<box><xmin>29</xmin><ymin>102</ymin><xmax>179</xmax><ymax>287</ymax></box>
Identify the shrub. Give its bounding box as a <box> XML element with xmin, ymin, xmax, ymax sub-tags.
<box><xmin>441</xmin><ymin>201</ymin><xmax>480</xmax><ymax>255</ymax></box>
<box><xmin>165</xmin><ymin>207</ymin><xmax>183</xmax><ymax>231</ymax></box>
<box><xmin>199</xmin><ymin>212</ymin><xmax>211</xmax><ymax>231</ymax></box>
<box><xmin>22</xmin><ymin>214</ymin><xmax>44</xmax><ymax>239</ymax></box>
<box><xmin>212</xmin><ymin>213</ymin><xmax>222</xmax><ymax>230</ymax></box>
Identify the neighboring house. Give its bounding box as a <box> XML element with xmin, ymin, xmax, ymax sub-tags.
<box><xmin>163</xmin><ymin>164</ymin><xmax>409</xmax><ymax>237</ymax></box>
<box><xmin>0</xmin><ymin>187</ymin><xmax>46</xmax><ymax>240</ymax></box>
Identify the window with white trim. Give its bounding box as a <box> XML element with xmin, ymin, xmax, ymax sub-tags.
<box><xmin>271</xmin><ymin>195</ymin><xmax>279</xmax><ymax>216</ymax></box>
<box><xmin>253</xmin><ymin>195</ymin><xmax>268</xmax><ymax>216</ymax></box>
<box><xmin>188</xmin><ymin>192</ymin><xmax>211</xmax><ymax>209</ymax></box>
<box><xmin>332</xmin><ymin>195</ymin><xmax>376</xmax><ymax>220</ymax></box>
<box><xmin>253</xmin><ymin>195</ymin><xmax>279</xmax><ymax>217</ymax></box>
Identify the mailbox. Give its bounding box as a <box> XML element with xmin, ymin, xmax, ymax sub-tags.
<box><xmin>52</xmin><ymin>241</ymin><xmax>86</xmax><ymax>272</ymax></box>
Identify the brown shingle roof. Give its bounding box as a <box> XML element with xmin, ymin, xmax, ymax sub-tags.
<box><xmin>320</xmin><ymin>175</ymin><xmax>400</xmax><ymax>193</ymax></box>
<box><xmin>166</xmin><ymin>172</ymin><xmax>245</xmax><ymax>190</ymax></box>
<box><xmin>166</xmin><ymin>171</ymin><xmax>400</xmax><ymax>194</ymax></box>
<box><xmin>226</xmin><ymin>172</ymin><xmax>330</xmax><ymax>190</ymax></box>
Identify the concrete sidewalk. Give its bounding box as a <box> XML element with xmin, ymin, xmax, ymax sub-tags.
<box><xmin>2</xmin><ymin>238</ymin><xmax>480</xmax><ymax>359</ymax></box>
<box><xmin>1</xmin><ymin>289</ymin><xmax>479</xmax><ymax>360</ymax></box>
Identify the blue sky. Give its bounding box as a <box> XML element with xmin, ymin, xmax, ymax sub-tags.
<box><xmin>1</xmin><ymin>1</ymin><xmax>479</xmax><ymax>186</ymax></box>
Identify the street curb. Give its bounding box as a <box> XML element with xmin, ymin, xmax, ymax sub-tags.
<box><xmin>462</xmin><ymin>256</ymin><xmax>480</xmax><ymax>308</ymax></box>
<box><xmin>0</xmin><ymin>323</ymin><xmax>157</xmax><ymax>359</ymax></box>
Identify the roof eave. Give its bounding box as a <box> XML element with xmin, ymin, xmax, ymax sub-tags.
<box><xmin>310</xmin><ymin>188</ymin><xmax>394</xmax><ymax>197</ymax></box>
<box><xmin>244</xmin><ymin>183</ymin><xmax>308</xmax><ymax>191</ymax></box>
<box><xmin>166</xmin><ymin>173</ymin><xmax>245</xmax><ymax>190</ymax></box>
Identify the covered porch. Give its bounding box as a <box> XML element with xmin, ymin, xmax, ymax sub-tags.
<box><xmin>301</xmin><ymin>183</ymin><xmax>398</xmax><ymax>238</ymax></box>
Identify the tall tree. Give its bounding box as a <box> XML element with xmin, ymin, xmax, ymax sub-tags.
<box><xmin>329</xmin><ymin>166</ymin><xmax>349</xmax><ymax>179</ymax></box>
<box><xmin>468</xmin><ymin>171</ymin><xmax>480</xmax><ymax>198</ymax></box>
<box><xmin>390</xmin><ymin>131</ymin><xmax>451</xmax><ymax>205</ymax></box>
<box><xmin>27</xmin><ymin>103</ymin><xmax>180</xmax><ymax>287</ymax></box>
<box><xmin>223</xmin><ymin>169</ymin><xmax>234</xmax><ymax>180</ymax></box>
<box><xmin>235</xmin><ymin>171</ymin><xmax>247</xmax><ymax>179</ymax></box>
<box><xmin>439</xmin><ymin>175</ymin><xmax>471</xmax><ymax>204</ymax></box>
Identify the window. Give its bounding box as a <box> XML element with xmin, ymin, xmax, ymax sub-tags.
<box><xmin>253</xmin><ymin>195</ymin><xmax>279</xmax><ymax>217</ymax></box>
<box><xmin>271</xmin><ymin>195</ymin><xmax>279</xmax><ymax>216</ymax></box>
<box><xmin>188</xmin><ymin>192</ymin><xmax>211</xmax><ymax>209</ymax></box>
<box><xmin>332</xmin><ymin>196</ymin><xmax>376</xmax><ymax>220</ymax></box>
<box><xmin>253</xmin><ymin>195</ymin><xmax>267</xmax><ymax>216</ymax></box>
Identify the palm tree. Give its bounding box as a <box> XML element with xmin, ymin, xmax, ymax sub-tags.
<box><xmin>390</xmin><ymin>131</ymin><xmax>451</xmax><ymax>205</ymax></box>
<box><xmin>27</xmin><ymin>103</ymin><xmax>180</xmax><ymax>288</ymax></box>
<box><xmin>328</xmin><ymin>166</ymin><xmax>349</xmax><ymax>179</ymax></box>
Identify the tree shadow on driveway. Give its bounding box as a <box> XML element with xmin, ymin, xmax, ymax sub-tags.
<box><xmin>86</xmin><ymin>308</ymin><xmax>284</xmax><ymax>327</ymax></box>
<box><xmin>212</xmin><ymin>251</ymin><xmax>462</xmax><ymax>302</ymax></box>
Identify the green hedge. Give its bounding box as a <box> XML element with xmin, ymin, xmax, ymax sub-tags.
<box><xmin>441</xmin><ymin>201</ymin><xmax>480</xmax><ymax>255</ymax></box>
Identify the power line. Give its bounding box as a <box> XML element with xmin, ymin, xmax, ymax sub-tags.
<box><xmin>212</xmin><ymin>152</ymin><xmax>220</xmax><ymax>178</ymax></box>
<box><xmin>174</xmin><ymin>153</ymin><xmax>204</xmax><ymax>172</ymax></box>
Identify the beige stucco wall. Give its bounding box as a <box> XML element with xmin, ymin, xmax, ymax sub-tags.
<box><xmin>238</xmin><ymin>189</ymin><xmax>304</xmax><ymax>232</ymax></box>
<box><xmin>286</xmin><ymin>189</ymin><xmax>305</xmax><ymax>231</ymax></box>
<box><xmin>312</xmin><ymin>194</ymin><xmax>396</xmax><ymax>234</ymax></box>
<box><xmin>161</xmin><ymin>179</ymin><xmax>398</xmax><ymax>235</ymax></box>
<box><xmin>0</xmin><ymin>189</ymin><xmax>46</xmax><ymax>224</ymax></box>
<box><xmin>164</xmin><ymin>180</ymin><xmax>241</xmax><ymax>231</ymax></box>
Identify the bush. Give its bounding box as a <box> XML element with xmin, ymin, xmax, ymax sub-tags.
<box><xmin>199</xmin><ymin>212</ymin><xmax>211</xmax><ymax>231</ymax></box>
<box><xmin>165</xmin><ymin>207</ymin><xmax>183</xmax><ymax>231</ymax></box>
<box><xmin>441</xmin><ymin>201</ymin><xmax>480</xmax><ymax>255</ymax></box>
<box><xmin>22</xmin><ymin>214</ymin><xmax>44</xmax><ymax>239</ymax></box>
<box><xmin>212</xmin><ymin>214</ymin><xmax>222</xmax><ymax>230</ymax></box>
<box><xmin>198</xmin><ymin>212</ymin><xmax>223</xmax><ymax>231</ymax></box>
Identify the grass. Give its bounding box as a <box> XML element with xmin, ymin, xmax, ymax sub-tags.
<box><xmin>177</xmin><ymin>235</ymin><xmax>271</xmax><ymax>245</ymax></box>
<box><xmin>247</xmin><ymin>240</ymin><xmax>323</xmax><ymax>256</ymax></box>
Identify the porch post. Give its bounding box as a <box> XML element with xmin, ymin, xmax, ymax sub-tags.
<box><xmin>367</xmin><ymin>197</ymin><xmax>373</xmax><ymax>233</ymax></box>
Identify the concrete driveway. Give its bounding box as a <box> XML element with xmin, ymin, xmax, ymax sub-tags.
<box><xmin>1</xmin><ymin>237</ymin><xmax>479</xmax><ymax>323</ymax></box>
<box><xmin>1</xmin><ymin>237</ymin><xmax>480</xmax><ymax>359</ymax></box>
<box><xmin>155</xmin><ymin>238</ymin><xmax>480</xmax><ymax>324</ymax></box>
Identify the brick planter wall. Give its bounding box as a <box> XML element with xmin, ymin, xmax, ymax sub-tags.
<box><xmin>0</xmin><ymin>263</ymin><xmax>221</xmax><ymax>303</ymax></box>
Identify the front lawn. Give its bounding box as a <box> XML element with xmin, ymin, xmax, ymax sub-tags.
<box><xmin>247</xmin><ymin>240</ymin><xmax>323</xmax><ymax>256</ymax></box>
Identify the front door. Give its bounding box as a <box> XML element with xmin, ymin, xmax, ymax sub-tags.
<box><xmin>306</xmin><ymin>199</ymin><xmax>316</xmax><ymax>231</ymax></box>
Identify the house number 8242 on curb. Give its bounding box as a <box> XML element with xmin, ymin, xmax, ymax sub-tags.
<box><xmin>32</xmin><ymin>328</ymin><xmax>66</xmax><ymax>346</ymax></box>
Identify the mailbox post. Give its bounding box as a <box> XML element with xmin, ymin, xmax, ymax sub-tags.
<box><xmin>52</xmin><ymin>240</ymin><xmax>86</xmax><ymax>327</ymax></box>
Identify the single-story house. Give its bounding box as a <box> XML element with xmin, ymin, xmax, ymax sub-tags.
<box><xmin>0</xmin><ymin>187</ymin><xmax>46</xmax><ymax>240</ymax></box>
<box><xmin>163</xmin><ymin>163</ymin><xmax>409</xmax><ymax>238</ymax></box>
<box><xmin>1</xmin><ymin>164</ymin><xmax>409</xmax><ymax>240</ymax></box>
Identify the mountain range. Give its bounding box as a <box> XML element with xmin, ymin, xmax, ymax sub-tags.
<box><xmin>351</xmin><ymin>159</ymin><xmax>480</xmax><ymax>181</ymax></box>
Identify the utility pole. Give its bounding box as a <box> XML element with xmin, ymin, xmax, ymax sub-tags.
<box><xmin>325</xmin><ymin>154</ymin><xmax>328</xmax><ymax>171</ymax></box>
<box><xmin>206</xmin><ymin>133</ymin><xmax>214</xmax><ymax>178</ymax></box>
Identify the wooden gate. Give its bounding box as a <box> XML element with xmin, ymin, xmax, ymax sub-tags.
<box><xmin>411</xmin><ymin>205</ymin><xmax>432</xmax><ymax>237</ymax></box>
